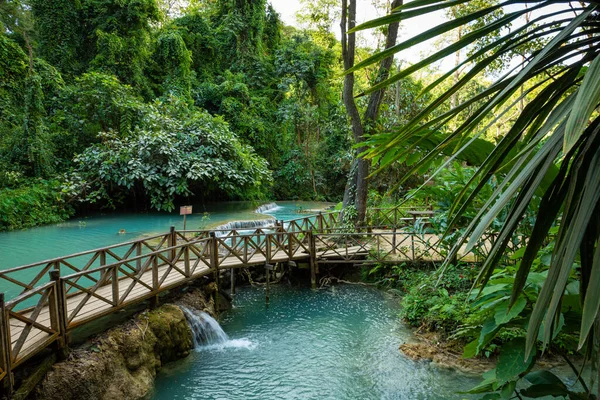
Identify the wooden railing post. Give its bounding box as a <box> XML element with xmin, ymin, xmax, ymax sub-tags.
<box><xmin>392</xmin><ymin>228</ymin><xmax>397</xmax><ymax>255</ymax></box>
<box><xmin>0</xmin><ymin>293</ymin><xmax>14</xmax><ymax>396</ymax></box>
<box><xmin>308</xmin><ymin>232</ymin><xmax>316</xmax><ymax>289</ymax></box>
<box><xmin>136</xmin><ymin>242</ymin><xmax>142</xmax><ymax>272</ymax></box>
<box><xmin>48</xmin><ymin>271</ymin><xmax>68</xmax><ymax>355</ymax></box>
<box><xmin>317</xmin><ymin>212</ymin><xmax>323</xmax><ymax>233</ymax></box>
<box><xmin>152</xmin><ymin>253</ymin><xmax>159</xmax><ymax>292</ymax></box>
<box><xmin>170</xmin><ymin>226</ymin><xmax>177</xmax><ymax>262</ymax></box>
<box><xmin>266</xmin><ymin>234</ymin><xmax>272</xmax><ymax>263</ymax></box>
<box><xmin>111</xmin><ymin>265</ymin><xmax>119</xmax><ymax>307</ymax></box>
<box><xmin>184</xmin><ymin>245</ymin><xmax>191</xmax><ymax>278</ymax></box>
<box><xmin>210</xmin><ymin>232</ymin><xmax>220</xmax><ymax>315</ymax></box>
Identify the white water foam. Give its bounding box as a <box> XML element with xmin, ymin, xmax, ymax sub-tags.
<box><xmin>180</xmin><ymin>306</ymin><xmax>255</xmax><ymax>351</ymax></box>
<box><xmin>255</xmin><ymin>202</ymin><xmax>282</xmax><ymax>215</ymax></box>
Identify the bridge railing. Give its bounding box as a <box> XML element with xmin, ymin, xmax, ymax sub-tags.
<box><xmin>365</xmin><ymin>206</ymin><xmax>420</xmax><ymax>228</ymax></box>
<box><xmin>59</xmin><ymin>237</ymin><xmax>213</xmax><ymax>328</ymax></box>
<box><xmin>313</xmin><ymin>232</ymin><xmax>446</xmax><ymax>264</ymax></box>
<box><xmin>0</xmin><ymin>233</ymin><xmax>174</xmax><ymax>301</ymax></box>
<box><xmin>0</xmin><ymin>282</ymin><xmax>61</xmax><ymax>375</ymax></box>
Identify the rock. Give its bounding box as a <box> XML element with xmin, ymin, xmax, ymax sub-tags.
<box><xmin>34</xmin><ymin>289</ymin><xmax>212</xmax><ymax>400</ymax></box>
<box><xmin>400</xmin><ymin>342</ymin><xmax>495</xmax><ymax>375</ymax></box>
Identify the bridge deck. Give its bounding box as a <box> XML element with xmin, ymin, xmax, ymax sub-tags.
<box><xmin>7</xmin><ymin>244</ymin><xmax>375</xmax><ymax>366</ymax></box>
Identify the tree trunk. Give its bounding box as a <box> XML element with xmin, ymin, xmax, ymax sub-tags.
<box><xmin>340</xmin><ymin>0</ymin><xmax>402</xmax><ymax>226</ymax></box>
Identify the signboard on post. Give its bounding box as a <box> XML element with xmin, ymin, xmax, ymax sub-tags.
<box><xmin>180</xmin><ymin>206</ymin><xmax>193</xmax><ymax>215</ymax></box>
<box><xmin>180</xmin><ymin>205</ymin><xmax>192</xmax><ymax>231</ymax></box>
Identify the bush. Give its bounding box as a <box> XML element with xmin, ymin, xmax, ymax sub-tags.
<box><xmin>0</xmin><ymin>180</ymin><xmax>74</xmax><ymax>230</ymax></box>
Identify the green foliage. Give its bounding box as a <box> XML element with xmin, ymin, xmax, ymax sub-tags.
<box><xmin>0</xmin><ymin>180</ymin><xmax>74</xmax><ymax>231</ymax></box>
<box><xmin>0</xmin><ymin>0</ymin><xmax>352</xmax><ymax>224</ymax></box>
<box><xmin>355</xmin><ymin>1</ymin><xmax>600</xmax><ymax>365</ymax></box>
<box><xmin>398</xmin><ymin>264</ymin><xmax>476</xmax><ymax>335</ymax></box>
<box><xmin>31</xmin><ymin>0</ymin><xmax>83</xmax><ymax>75</ymax></box>
<box><xmin>154</xmin><ymin>30</ymin><xmax>193</xmax><ymax>100</ymax></box>
<box><xmin>48</xmin><ymin>72</ymin><xmax>146</xmax><ymax>159</ymax></box>
<box><xmin>85</xmin><ymin>0</ymin><xmax>162</xmax><ymax>90</ymax></box>
<box><xmin>67</xmin><ymin>98</ymin><xmax>271</xmax><ymax>211</ymax></box>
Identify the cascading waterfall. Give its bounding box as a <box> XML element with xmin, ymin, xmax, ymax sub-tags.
<box><xmin>180</xmin><ymin>306</ymin><xmax>255</xmax><ymax>350</ymax></box>
<box><xmin>212</xmin><ymin>219</ymin><xmax>276</xmax><ymax>238</ymax></box>
<box><xmin>181</xmin><ymin>307</ymin><xmax>229</xmax><ymax>347</ymax></box>
<box><xmin>255</xmin><ymin>202</ymin><xmax>280</xmax><ymax>214</ymax></box>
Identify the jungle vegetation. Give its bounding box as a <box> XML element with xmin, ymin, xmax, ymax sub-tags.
<box><xmin>2</xmin><ymin>0</ymin><xmax>600</xmax><ymax>397</ymax></box>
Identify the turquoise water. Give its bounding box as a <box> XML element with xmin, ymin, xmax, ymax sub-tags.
<box><xmin>153</xmin><ymin>285</ymin><xmax>479</xmax><ymax>400</ymax></box>
<box><xmin>0</xmin><ymin>201</ymin><xmax>332</xmax><ymax>300</ymax></box>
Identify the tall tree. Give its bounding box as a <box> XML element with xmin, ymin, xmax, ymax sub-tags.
<box><xmin>340</xmin><ymin>0</ymin><xmax>402</xmax><ymax>225</ymax></box>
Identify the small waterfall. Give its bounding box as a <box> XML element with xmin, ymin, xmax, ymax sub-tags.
<box><xmin>181</xmin><ymin>306</ymin><xmax>256</xmax><ymax>350</ymax></box>
<box><xmin>213</xmin><ymin>219</ymin><xmax>275</xmax><ymax>236</ymax></box>
<box><xmin>255</xmin><ymin>202</ymin><xmax>280</xmax><ymax>214</ymax></box>
<box><xmin>181</xmin><ymin>307</ymin><xmax>229</xmax><ymax>347</ymax></box>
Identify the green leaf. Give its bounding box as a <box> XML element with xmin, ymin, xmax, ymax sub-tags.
<box><xmin>500</xmin><ymin>381</ymin><xmax>517</xmax><ymax>399</ymax></box>
<box><xmin>578</xmin><ymin>240</ymin><xmax>600</xmax><ymax>348</ymax></box>
<box><xmin>494</xmin><ymin>296</ymin><xmax>527</xmax><ymax>326</ymax></box>
<box><xmin>564</xmin><ymin>56</ymin><xmax>600</xmax><ymax>153</ymax></box>
<box><xmin>496</xmin><ymin>338</ymin><xmax>535</xmax><ymax>385</ymax></box>
<box><xmin>520</xmin><ymin>384</ymin><xmax>569</xmax><ymax>398</ymax></box>
<box><xmin>524</xmin><ymin>370</ymin><xmax>567</xmax><ymax>387</ymax></box>
<box><xmin>461</xmin><ymin>369</ymin><xmax>498</xmax><ymax>394</ymax></box>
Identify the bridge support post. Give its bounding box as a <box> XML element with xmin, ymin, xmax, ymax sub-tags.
<box><xmin>265</xmin><ymin>264</ymin><xmax>272</xmax><ymax>306</ymax></box>
<box><xmin>0</xmin><ymin>294</ymin><xmax>14</xmax><ymax>398</ymax></box>
<box><xmin>210</xmin><ymin>232</ymin><xmax>220</xmax><ymax>316</ymax></box>
<box><xmin>230</xmin><ymin>268</ymin><xmax>236</xmax><ymax>295</ymax></box>
<box><xmin>48</xmin><ymin>272</ymin><xmax>69</xmax><ymax>359</ymax></box>
<box><xmin>392</xmin><ymin>228</ymin><xmax>397</xmax><ymax>255</ymax></box>
<box><xmin>308</xmin><ymin>232</ymin><xmax>316</xmax><ymax>289</ymax></box>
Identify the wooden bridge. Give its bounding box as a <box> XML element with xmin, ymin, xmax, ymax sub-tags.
<box><xmin>0</xmin><ymin>207</ymin><xmax>493</xmax><ymax>393</ymax></box>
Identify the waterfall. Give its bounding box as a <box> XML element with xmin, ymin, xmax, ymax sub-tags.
<box><xmin>213</xmin><ymin>219</ymin><xmax>276</xmax><ymax>237</ymax></box>
<box><xmin>181</xmin><ymin>306</ymin><xmax>229</xmax><ymax>347</ymax></box>
<box><xmin>255</xmin><ymin>202</ymin><xmax>280</xmax><ymax>214</ymax></box>
<box><xmin>180</xmin><ymin>306</ymin><xmax>255</xmax><ymax>350</ymax></box>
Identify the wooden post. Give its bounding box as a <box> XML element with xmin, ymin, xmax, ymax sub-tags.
<box><xmin>317</xmin><ymin>212</ymin><xmax>323</xmax><ymax>233</ymax></box>
<box><xmin>266</xmin><ymin>234</ymin><xmax>272</xmax><ymax>264</ymax></box>
<box><xmin>210</xmin><ymin>232</ymin><xmax>220</xmax><ymax>316</ymax></box>
<box><xmin>265</xmin><ymin>264</ymin><xmax>271</xmax><ymax>306</ymax></box>
<box><xmin>308</xmin><ymin>232</ymin><xmax>316</xmax><ymax>289</ymax></box>
<box><xmin>0</xmin><ymin>293</ymin><xmax>14</xmax><ymax>396</ymax></box>
<box><xmin>152</xmin><ymin>253</ymin><xmax>159</xmax><ymax>291</ymax></box>
<box><xmin>136</xmin><ymin>242</ymin><xmax>142</xmax><ymax>272</ymax></box>
<box><xmin>169</xmin><ymin>226</ymin><xmax>176</xmax><ymax>263</ymax></box>
<box><xmin>411</xmin><ymin>234</ymin><xmax>416</xmax><ymax>261</ymax></box>
<box><xmin>111</xmin><ymin>265</ymin><xmax>119</xmax><ymax>307</ymax></box>
<box><xmin>184</xmin><ymin>245</ymin><xmax>191</xmax><ymax>278</ymax></box>
<box><xmin>48</xmin><ymin>271</ymin><xmax>68</xmax><ymax>357</ymax></box>
<box><xmin>392</xmin><ymin>228</ymin><xmax>397</xmax><ymax>254</ymax></box>
<box><xmin>230</xmin><ymin>268</ymin><xmax>235</xmax><ymax>295</ymax></box>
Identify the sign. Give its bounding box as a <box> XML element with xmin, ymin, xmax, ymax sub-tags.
<box><xmin>180</xmin><ymin>205</ymin><xmax>193</xmax><ymax>215</ymax></box>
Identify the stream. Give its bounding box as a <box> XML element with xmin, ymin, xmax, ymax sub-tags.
<box><xmin>152</xmin><ymin>285</ymin><xmax>480</xmax><ymax>400</ymax></box>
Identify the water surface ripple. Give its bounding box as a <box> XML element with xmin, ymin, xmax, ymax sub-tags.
<box><xmin>153</xmin><ymin>285</ymin><xmax>479</xmax><ymax>400</ymax></box>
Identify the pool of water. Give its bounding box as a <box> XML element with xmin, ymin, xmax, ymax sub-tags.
<box><xmin>0</xmin><ymin>201</ymin><xmax>332</xmax><ymax>299</ymax></box>
<box><xmin>152</xmin><ymin>285</ymin><xmax>479</xmax><ymax>400</ymax></box>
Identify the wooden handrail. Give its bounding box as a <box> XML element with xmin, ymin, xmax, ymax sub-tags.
<box><xmin>2</xmin><ymin>207</ymin><xmax>472</xmax><ymax>392</ymax></box>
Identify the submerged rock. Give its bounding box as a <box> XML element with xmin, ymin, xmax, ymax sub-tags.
<box><xmin>34</xmin><ymin>291</ymin><xmax>213</xmax><ymax>400</ymax></box>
